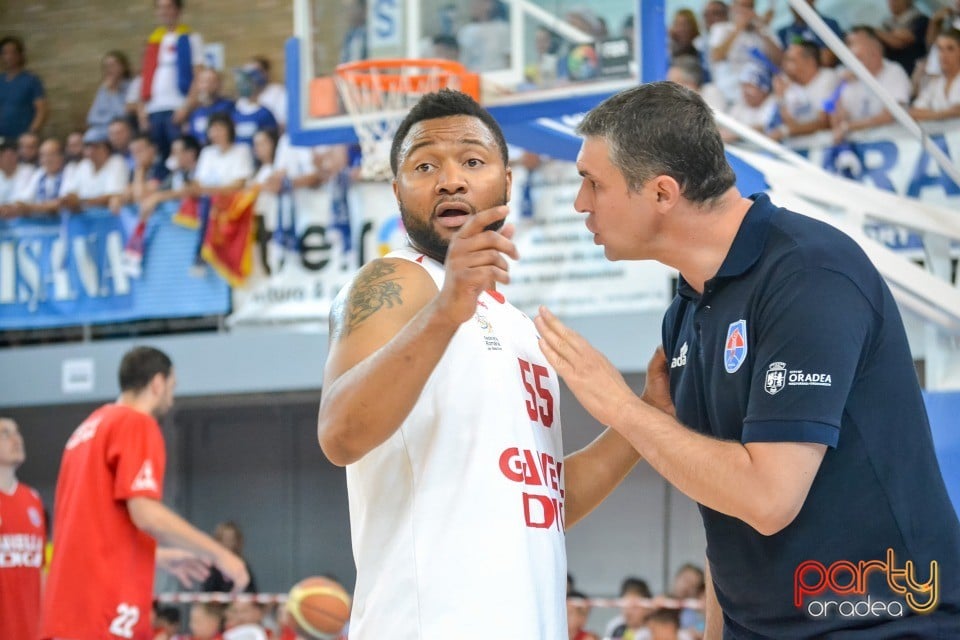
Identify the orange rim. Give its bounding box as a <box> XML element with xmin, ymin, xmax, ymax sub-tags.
<box><xmin>335</xmin><ymin>58</ymin><xmax>480</xmax><ymax>100</ymax></box>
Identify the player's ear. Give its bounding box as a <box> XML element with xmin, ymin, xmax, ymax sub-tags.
<box><xmin>652</xmin><ymin>175</ymin><xmax>681</xmax><ymax>210</ymax></box>
<box><xmin>149</xmin><ymin>372</ymin><xmax>166</xmax><ymax>396</ymax></box>
<box><xmin>504</xmin><ymin>165</ymin><xmax>513</xmax><ymax>202</ymax></box>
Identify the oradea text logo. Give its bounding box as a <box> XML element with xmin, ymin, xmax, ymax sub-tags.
<box><xmin>795</xmin><ymin>549</ymin><xmax>939</xmax><ymax>619</ymax></box>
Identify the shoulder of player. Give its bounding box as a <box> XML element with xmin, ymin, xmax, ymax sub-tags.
<box><xmin>329</xmin><ymin>258</ymin><xmax>437</xmax><ymax>340</ymax></box>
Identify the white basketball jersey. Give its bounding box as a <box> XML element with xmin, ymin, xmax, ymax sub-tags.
<box><xmin>345</xmin><ymin>247</ymin><xmax>567</xmax><ymax>639</ymax></box>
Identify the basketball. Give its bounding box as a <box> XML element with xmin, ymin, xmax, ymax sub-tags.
<box><xmin>285</xmin><ymin>577</ymin><xmax>351</xmax><ymax>639</ymax></box>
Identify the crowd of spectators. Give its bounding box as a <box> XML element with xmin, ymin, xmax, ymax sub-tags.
<box><xmin>0</xmin><ymin>0</ymin><xmax>344</xmax><ymax>223</ymax></box>
<box><xmin>665</xmin><ymin>0</ymin><xmax>960</xmax><ymax>145</ymax></box>
<box><xmin>3</xmin><ymin>0</ymin><xmax>960</xmax><ymax>223</ymax></box>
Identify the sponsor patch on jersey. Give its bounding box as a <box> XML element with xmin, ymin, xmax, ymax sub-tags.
<box><xmin>27</xmin><ymin>506</ymin><xmax>42</xmax><ymax>528</ymax></box>
<box><xmin>764</xmin><ymin>361</ymin><xmax>833</xmax><ymax>395</ymax></box>
<box><xmin>131</xmin><ymin>460</ymin><xmax>158</xmax><ymax>492</ymax></box>
<box><xmin>724</xmin><ymin>320</ymin><xmax>748</xmax><ymax>373</ymax></box>
<box><xmin>671</xmin><ymin>342</ymin><xmax>688</xmax><ymax>369</ymax></box>
<box><xmin>475</xmin><ymin>313</ymin><xmax>502</xmax><ymax>351</ymax></box>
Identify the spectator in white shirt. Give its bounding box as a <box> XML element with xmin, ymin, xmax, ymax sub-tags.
<box><xmin>770</xmin><ymin>40</ymin><xmax>839</xmax><ymax>141</ymax></box>
<box><xmin>139</xmin><ymin>0</ymin><xmax>205</xmax><ymax>165</ymax></box>
<box><xmin>61</xmin><ymin>128</ymin><xmax>130</xmax><ymax>213</ymax></box>
<box><xmin>0</xmin><ymin>140</ymin><xmax>35</xmax><ymax>207</ymax></box>
<box><xmin>832</xmin><ymin>26</ymin><xmax>912</xmax><ymax>143</ymax></box>
<box><xmin>911</xmin><ymin>28</ymin><xmax>960</xmax><ymax>121</ymax></box>
<box><xmin>17</xmin><ymin>131</ymin><xmax>39</xmax><ymax>167</ymax></box>
<box><xmin>724</xmin><ymin>63</ymin><xmax>778</xmax><ymax>141</ymax></box>
<box><xmin>190</xmin><ymin>112</ymin><xmax>253</xmax><ymax>197</ymax></box>
<box><xmin>709</xmin><ymin>0</ymin><xmax>782</xmax><ymax>104</ymax></box>
<box><xmin>7</xmin><ymin>137</ymin><xmax>69</xmax><ymax>217</ymax></box>
<box><xmin>108</xmin><ymin>116</ymin><xmax>136</xmax><ymax>171</ymax></box>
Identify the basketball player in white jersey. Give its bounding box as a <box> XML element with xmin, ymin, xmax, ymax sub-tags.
<box><xmin>317</xmin><ymin>90</ymin><xmax>652</xmax><ymax>639</ymax></box>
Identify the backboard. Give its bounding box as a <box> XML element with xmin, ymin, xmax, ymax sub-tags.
<box><xmin>287</xmin><ymin>0</ymin><xmax>661</xmax><ymax>153</ymax></box>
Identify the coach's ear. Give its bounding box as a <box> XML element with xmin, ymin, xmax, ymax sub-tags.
<box><xmin>651</xmin><ymin>174</ymin><xmax>681</xmax><ymax>211</ymax></box>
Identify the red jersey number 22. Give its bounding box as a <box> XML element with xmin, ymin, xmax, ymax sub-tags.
<box><xmin>518</xmin><ymin>358</ymin><xmax>554</xmax><ymax>427</ymax></box>
<box><xmin>109</xmin><ymin>603</ymin><xmax>140</xmax><ymax>639</ymax></box>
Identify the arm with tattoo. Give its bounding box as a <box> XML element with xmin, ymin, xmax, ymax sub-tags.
<box><xmin>318</xmin><ymin>258</ymin><xmax>461</xmax><ymax>466</ymax></box>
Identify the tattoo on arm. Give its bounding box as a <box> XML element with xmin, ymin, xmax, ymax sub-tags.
<box><xmin>331</xmin><ymin>261</ymin><xmax>403</xmax><ymax>338</ymax></box>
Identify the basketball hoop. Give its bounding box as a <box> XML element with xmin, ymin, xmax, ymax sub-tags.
<box><xmin>334</xmin><ymin>59</ymin><xmax>481</xmax><ymax>181</ymax></box>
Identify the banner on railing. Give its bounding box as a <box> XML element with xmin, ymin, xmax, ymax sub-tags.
<box><xmin>0</xmin><ymin>204</ymin><xmax>230</xmax><ymax>330</ymax></box>
<box><xmin>790</xmin><ymin>119</ymin><xmax>960</xmax><ymax>209</ymax></box>
<box><xmin>229</xmin><ymin>163</ymin><xmax>677</xmax><ymax>325</ymax></box>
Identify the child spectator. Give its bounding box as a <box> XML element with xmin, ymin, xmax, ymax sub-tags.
<box><xmin>724</xmin><ymin>63</ymin><xmax>777</xmax><ymax>140</ymax></box>
<box><xmin>188</xmin><ymin>602</ymin><xmax>225</xmax><ymax>640</ymax></box>
<box><xmin>567</xmin><ymin>590</ymin><xmax>598</xmax><ymax>640</ymax></box>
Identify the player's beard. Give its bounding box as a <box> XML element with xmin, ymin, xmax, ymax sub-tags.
<box><xmin>398</xmin><ymin>192</ymin><xmax>508</xmax><ymax>264</ymax></box>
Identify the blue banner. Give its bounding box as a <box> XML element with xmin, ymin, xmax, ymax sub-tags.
<box><xmin>0</xmin><ymin>203</ymin><xmax>230</xmax><ymax>329</ymax></box>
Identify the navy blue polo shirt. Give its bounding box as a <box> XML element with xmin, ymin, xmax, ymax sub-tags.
<box><xmin>662</xmin><ymin>194</ymin><xmax>960</xmax><ymax>639</ymax></box>
<box><xmin>0</xmin><ymin>70</ymin><xmax>44</xmax><ymax>138</ymax></box>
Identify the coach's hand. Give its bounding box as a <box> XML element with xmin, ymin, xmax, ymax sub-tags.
<box><xmin>436</xmin><ymin>205</ymin><xmax>518</xmax><ymax>325</ymax></box>
<box><xmin>642</xmin><ymin>347</ymin><xmax>676</xmax><ymax>416</ymax></box>
<box><xmin>216</xmin><ymin>548</ymin><xmax>251</xmax><ymax>593</ymax></box>
<box><xmin>535</xmin><ymin>305</ymin><xmax>636</xmax><ymax>429</ymax></box>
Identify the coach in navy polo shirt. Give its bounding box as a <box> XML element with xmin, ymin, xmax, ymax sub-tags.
<box><xmin>535</xmin><ymin>82</ymin><xmax>960</xmax><ymax>639</ymax></box>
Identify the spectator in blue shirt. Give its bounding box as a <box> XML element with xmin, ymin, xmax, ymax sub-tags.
<box><xmin>187</xmin><ymin>68</ymin><xmax>234</xmax><ymax>145</ymax></box>
<box><xmin>231</xmin><ymin>65</ymin><xmax>277</xmax><ymax>147</ymax></box>
<box><xmin>0</xmin><ymin>36</ymin><xmax>48</xmax><ymax>139</ymax></box>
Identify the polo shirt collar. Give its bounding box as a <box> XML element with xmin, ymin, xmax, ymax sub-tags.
<box><xmin>676</xmin><ymin>193</ymin><xmax>774</xmax><ymax>299</ymax></box>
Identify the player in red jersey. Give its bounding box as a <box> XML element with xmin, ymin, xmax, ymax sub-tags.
<box><xmin>40</xmin><ymin>346</ymin><xmax>249</xmax><ymax>640</ymax></box>
<box><xmin>0</xmin><ymin>416</ymin><xmax>47</xmax><ymax>640</ymax></box>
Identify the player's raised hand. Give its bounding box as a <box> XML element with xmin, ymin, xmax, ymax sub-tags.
<box><xmin>436</xmin><ymin>205</ymin><xmax>518</xmax><ymax>325</ymax></box>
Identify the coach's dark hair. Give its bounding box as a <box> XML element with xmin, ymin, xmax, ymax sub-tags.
<box><xmin>390</xmin><ymin>89</ymin><xmax>508</xmax><ymax>176</ymax></box>
<box><xmin>118</xmin><ymin>346</ymin><xmax>172</xmax><ymax>392</ymax></box>
<box><xmin>576</xmin><ymin>82</ymin><xmax>735</xmax><ymax>204</ymax></box>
